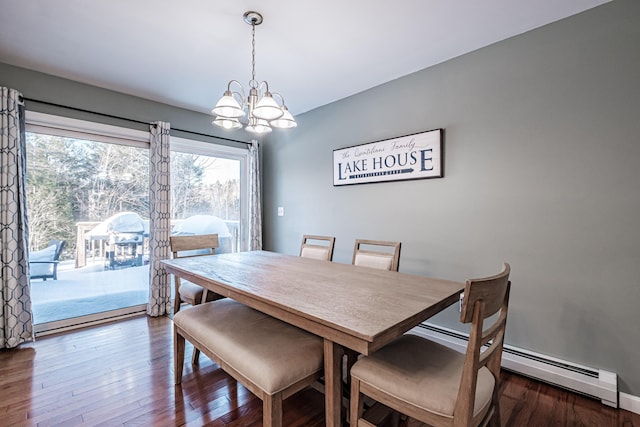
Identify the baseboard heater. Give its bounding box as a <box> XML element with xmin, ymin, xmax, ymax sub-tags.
<box><xmin>410</xmin><ymin>323</ymin><xmax>618</xmax><ymax>408</ymax></box>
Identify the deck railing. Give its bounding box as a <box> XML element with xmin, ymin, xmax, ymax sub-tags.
<box><xmin>75</xmin><ymin>219</ymin><xmax>241</xmax><ymax>268</ymax></box>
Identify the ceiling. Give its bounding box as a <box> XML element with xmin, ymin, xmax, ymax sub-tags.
<box><xmin>0</xmin><ymin>0</ymin><xmax>610</xmax><ymax>117</ymax></box>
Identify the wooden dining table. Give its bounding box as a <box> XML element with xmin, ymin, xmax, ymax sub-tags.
<box><xmin>162</xmin><ymin>250</ymin><xmax>464</xmax><ymax>427</ymax></box>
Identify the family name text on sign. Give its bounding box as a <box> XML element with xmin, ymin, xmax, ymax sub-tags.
<box><xmin>333</xmin><ymin>129</ymin><xmax>443</xmax><ymax>186</ymax></box>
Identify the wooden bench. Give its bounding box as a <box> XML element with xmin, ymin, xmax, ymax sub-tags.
<box><xmin>173</xmin><ymin>299</ymin><xmax>324</xmax><ymax>427</ymax></box>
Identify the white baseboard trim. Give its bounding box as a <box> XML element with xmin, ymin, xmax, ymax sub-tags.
<box><xmin>620</xmin><ymin>392</ymin><xmax>640</xmax><ymax>415</ymax></box>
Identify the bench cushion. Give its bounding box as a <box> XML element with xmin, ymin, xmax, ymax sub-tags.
<box><xmin>173</xmin><ymin>299</ymin><xmax>323</xmax><ymax>395</ymax></box>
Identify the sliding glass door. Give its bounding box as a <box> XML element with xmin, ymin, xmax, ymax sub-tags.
<box><xmin>25</xmin><ymin>115</ymin><xmax>151</xmax><ymax>332</ymax></box>
<box><xmin>25</xmin><ymin>113</ymin><xmax>249</xmax><ymax>334</ymax></box>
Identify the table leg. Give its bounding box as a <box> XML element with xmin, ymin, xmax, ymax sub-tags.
<box><xmin>324</xmin><ymin>339</ymin><xmax>343</xmax><ymax>427</ymax></box>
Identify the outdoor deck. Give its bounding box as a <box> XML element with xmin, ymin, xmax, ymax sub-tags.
<box><xmin>30</xmin><ymin>260</ymin><xmax>149</xmax><ymax>324</ymax></box>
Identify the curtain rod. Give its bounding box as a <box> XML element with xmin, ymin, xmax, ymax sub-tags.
<box><xmin>22</xmin><ymin>97</ymin><xmax>251</xmax><ymax>146</ymax></box>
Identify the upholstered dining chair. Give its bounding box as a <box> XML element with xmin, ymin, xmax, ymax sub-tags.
<box><xmin>170</xmin><ymin>233</ymin><xmax>224</xmax><ymax>363</ymax></box>
<box><xmin>299</xmin><ymin>234</ymin><xmax>336</xmax><ymax>261</ymax></box>
<box><xmin>345</xmin><ymin>239</ymin><xmax>403</xmax><ymax>385</ymax></box>
<box><xmin>352</xmin><ymin>239</ymin><xmax>401</xmax><ymax>272</ymax></box>
<box><xmin>349</xmin><ymin>263</ymin><xmax>511</xmax><ymax>427</ymax></box>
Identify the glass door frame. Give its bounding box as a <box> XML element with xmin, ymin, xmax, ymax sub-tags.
<box><xmin>25</xmin><ymin>112</ymin><xmax>250</xmax><ymax>335</ymax></box>
<box><xmin>26</xmin><ymin>112</ymin><xmax>151</xmax><ymax>335</ymax></box>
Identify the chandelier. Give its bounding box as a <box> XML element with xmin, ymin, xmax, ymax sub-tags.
<box><xmin>211</xmin><ymin>11</ymin><xmax>297</xmax><ymax>134</ymax></box>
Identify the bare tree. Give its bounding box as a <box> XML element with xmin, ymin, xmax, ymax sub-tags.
<box><xmin>26</xmin><ymin>134</ymin><xmax>148</xmax><ymax>255</ymax></box>
<box><xmin>26</xmin><ymin>132</ymin><xmax>240</xmax><ymax>259</ymax></box>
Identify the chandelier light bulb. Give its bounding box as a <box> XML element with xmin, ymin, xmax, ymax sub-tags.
<box><xmin>213</xmin><ymin>116</ymin><xmax>242</xmax><ymax>129</ymax></box>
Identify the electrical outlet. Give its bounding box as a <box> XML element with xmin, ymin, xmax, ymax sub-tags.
<box><xmin>277</xmin><ymin>207</ymin><xmax>284</xmax><ymax>216</ymax></box>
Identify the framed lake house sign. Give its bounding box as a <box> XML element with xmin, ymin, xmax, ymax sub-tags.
<box><xmin>333</xmin><ymin>128</ymin><xmax>443</xmax><ymax>186</ymax></box>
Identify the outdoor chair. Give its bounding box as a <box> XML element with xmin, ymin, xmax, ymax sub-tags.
<box><xmin>29</xmin><ymin>240</ymin><xmax>66</xmax><ymax>281</ymax></box>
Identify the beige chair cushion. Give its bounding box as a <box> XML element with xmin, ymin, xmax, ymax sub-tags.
<box><xmin>178</xmin><ymin>281</ymin><xmax>205</xmax><ymax>304</ymax></box>
<box><xmin>351</xmin><ymin>334</ymin><xmax>495</xmax><ymax>419</ymax></box>
<box><xmin>300</xmin><ymin>246</ymin><xmax>330</xmax><ymax>260</ymax></box>
<box><xmin>354</xmin><ymin>252</ymin><xmax>393</xmax><ymax>270</ymax></box>
<box><xmin>173</xmin><ymin>299</ymin><xmax>323</xmax><ymax>395</ymax></box>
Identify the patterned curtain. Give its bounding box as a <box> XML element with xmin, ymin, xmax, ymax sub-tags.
<box><xmin>248</xmin><ymin>140</ymin><xmax>262</xmax><ymax>250</ymax></box>
<box><xmin>0</xmin><ymin>87</ymin><xmax>34</xmax><ymax>348</ymax></box>
<box><xmin>147</xmin><ymin>121</ymin><xmax>171</xmax><ymax>316</ymax></box>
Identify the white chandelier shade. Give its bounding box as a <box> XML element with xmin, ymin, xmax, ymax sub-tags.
<box><xmin>211</xmin><ymin>11</ymin><xmax>297</xmax><ymax>134</ymax></box>
<box><xmin>253</xmin><ymin>93</ymin><xmax>284</xmax><ymax>121</ymax></box>
<box><xmin>245</xmin><ymin>118</ymin><xmax>272</xmax><ymax>134</ymax></box>
<box><xmin>212</xmin><ymin>91</ymin><xmax>245</xmax><ymax>118</ymax></box>
<box><xmin>269</xmin><ymin>107</ymin><xmax>297</xmax><ymax>129</ymax></box>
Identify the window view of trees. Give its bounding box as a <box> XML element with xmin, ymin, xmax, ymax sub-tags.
<box><xmin>171</xmin><ymin>152</ymin><xmax>240</xmax><ymax>221</ymax></box>
<box><xmin>26</xmin><ymin>133</ymin><xmax>149</xmax><ymax>258</ymax></box>
<box><xmin>26</xmin><ymin>132</ymin><xmax>240</xmax><ymax>259</ymax></box>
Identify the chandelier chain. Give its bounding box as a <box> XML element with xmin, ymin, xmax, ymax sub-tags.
<box><xmin>211</xmin><ymin>11</ymin><xmax>297</xmax><ymax>132</ymax></box>
<box><xmin>251</xmin><ymin>22</ymin><xmax>256</xmax><ymax>83</ymax></box>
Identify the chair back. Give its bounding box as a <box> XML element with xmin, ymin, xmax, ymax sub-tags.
<box><xmin>170</xmin><ymin>234</ymin><xmax>219</xmax><ymax>259</ymax></box>
<box><xmin>170</xmin><ymin>233</ymin><xmax>220</xmax><ymax>309</ymax></box>
<box><xmin>300</xmin><ymin>235</ymin><xmax>335</xmax><ymax>261</ymax></box>
<box><xmin>457</xmin><ymin>263</ymin><xmax>511</xmax><ymax>425</ymax></box>
<box><xmin>48</xmin><ymin>239</ymin><xmax>66</xmax><ymax>261</ymax></box>
<box><xmin>352</xmin><ymin>239</ymin><xmax>401</xmax><ymax>271</ymax></box>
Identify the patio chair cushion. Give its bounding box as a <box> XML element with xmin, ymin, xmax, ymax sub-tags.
<box><xmin>30</xmin><ymin>244</ymin><xmax>57</xmax><ymax>262</ymax></box>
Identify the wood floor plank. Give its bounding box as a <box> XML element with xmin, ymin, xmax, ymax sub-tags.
<box><xmin>1</xmin><ymin>315</ymin><xmax>639</xmax><ymax>426</ymax></box>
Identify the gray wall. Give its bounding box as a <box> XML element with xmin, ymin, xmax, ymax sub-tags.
<box><xmin>262</xmin><ymin>0</ymin><xmax>640</xmax><ymax>395</ymax></box>
<box><xmin>2</xmin><ymin>0</ymin><xmax>638</xmax><ymax>397</ymax></box>
<box><xmin>0</xmin><ymin>62</ymin><xmax>249</xmax><ymax>148</ymax></box>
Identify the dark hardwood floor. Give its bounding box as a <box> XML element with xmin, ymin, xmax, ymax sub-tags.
<box><xmin>1</xmin><ymin>315</ymin><xmax>638</xmax><ymax>427</ymax></box>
